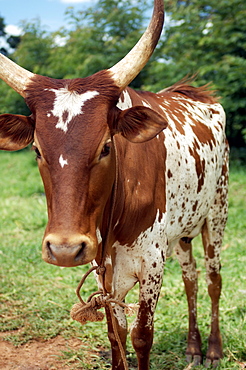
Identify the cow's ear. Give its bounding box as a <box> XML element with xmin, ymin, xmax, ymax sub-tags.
<box><xmin>0</xmin><ymin>114</ymin><xmax>35</xmax><ymax>151</ymax></box>
<box><xmin>112</xmin><ymin>106</ymin><xmax>168</xmax><ymax>143</ymax></box>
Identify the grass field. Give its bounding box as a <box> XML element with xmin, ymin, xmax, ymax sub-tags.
<box><xmin>0</xmin><ymin>149</ymin><xmax>245</xmax><ymax>370</ymax></box>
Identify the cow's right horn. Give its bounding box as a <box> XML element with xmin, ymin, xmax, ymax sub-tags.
<box><xmin>0</xmin><ymin>53</ymin><xmax>34</xmax><ymax>98</ymax></box>
<box><xmin>109</xmin><ymin>0</ymin><xmax>164</xmax><ymax>91</ymax></box>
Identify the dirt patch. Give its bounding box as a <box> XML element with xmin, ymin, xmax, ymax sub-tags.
<box><xmin>0</xmin><ymin>335</ymin><xmax>84</xmax><ymax>370</ymax></box>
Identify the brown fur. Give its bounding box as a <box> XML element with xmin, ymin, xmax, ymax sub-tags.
<box><xmin>0</xmin><ymin>114</ymin><xmax>34</xmax><ymax>150</ymax></box>
<box><xmin>158</xmin><ymin>77</ymin><xmax>218</xmax><ymax>104</ymax></box>
<box><xmin>25</xmin><ymin>70</ymin><xmax>121</xmax><ymax>113</ymax></box>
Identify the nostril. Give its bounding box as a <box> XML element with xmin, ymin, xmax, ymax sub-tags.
<box><xmin>46</xmin><ymin>241</ymin><xmax>57</xmax><ymax>261</ymax></box>
<box><xmin>74</xmin><ymin>242</ymin><xmax>86</xmax><ymax>262</ymax></box>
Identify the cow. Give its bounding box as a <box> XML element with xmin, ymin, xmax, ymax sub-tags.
<box><xmin>0</xmin><ymin>0</ymin><xmax>229</xmax><ymax>369</ymax></box>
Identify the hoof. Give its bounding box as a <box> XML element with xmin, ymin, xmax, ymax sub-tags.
<box><xmin>186</xmin><ymin>354</ymin><xmax>202</xmax><ymax>366</ymax></box>
<box><xmin>205</xmin><ymin>358</ymin><xmax>220</xmax><ymax>368</ymax></box>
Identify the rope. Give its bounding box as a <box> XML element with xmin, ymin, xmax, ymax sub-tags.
<box><xmin>70</xmin><ymin>138</ymin><xmax>136</xmax><ymax>370</ymax></box>
<box><xmin>108</xmin><ymin>303</ymin><xmax>128</xmax><ymax>370</ymax></box>
<box><xmin>70</xmin><ymin>265</ymin><xmax>134</xmax><ymax>370</ymax></box>
<box><xmin>76</xmin><ymin>265</ymin><xmax>98</xmax><ymax>305</ymax></box>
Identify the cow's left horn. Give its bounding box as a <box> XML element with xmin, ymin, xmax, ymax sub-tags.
<box><xmin>109</xmin><ymin>0</ymin><xmax>164</xmax><ymax>90</ymax></box>
<box><xmin>0</xmin><ymin>53</ymin><xmax>35</xmax><ymax>98</ymax></box>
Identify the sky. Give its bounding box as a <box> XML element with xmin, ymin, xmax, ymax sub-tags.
<box><xmin>0</xmin><ymin>0</ymin><xmax>95</xmax><ymax>35</ymax></box>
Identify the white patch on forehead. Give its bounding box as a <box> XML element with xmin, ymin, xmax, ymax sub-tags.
<box><xmin>47</xmin><ymin>87</ymin><xmax>99</xmax><ymax>132</ymax></box>
<box><xmin>59</xmin><ymin>154</ymin><xmax>68</xmax><ymax>168</ymax></box>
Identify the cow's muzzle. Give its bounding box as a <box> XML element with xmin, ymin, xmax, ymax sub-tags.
<box><xmin>42</xmin><ymin>233</ymin><xmax>97</xmax><ymax>267</ymax></box>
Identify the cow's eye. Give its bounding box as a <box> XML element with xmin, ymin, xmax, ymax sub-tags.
<box><xmin>100</xmin><ymin>142</ymin><xmax>111</xmax><ymax>159</ymax></box>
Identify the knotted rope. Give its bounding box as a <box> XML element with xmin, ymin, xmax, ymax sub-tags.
<box><xmin>70</xmin><ymin>138</ymin><xmax>138</xmax><ymax>370</ymax></box>
<box><xmin>70</xmin><ymin>265</ymin><xmax>138</xmax><ymax>324</ymax></box>
<box><xmin>70</xmin><ymin>265</ymin><xmax>139</xmax><ymax>370</ymax></box>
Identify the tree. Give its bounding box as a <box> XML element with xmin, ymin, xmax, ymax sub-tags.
<box><xmin>0</xmin><ymin>16</ymin><xmax>7</xmax><ymax>55</ymax></box>
<box><xmin>0</xmin><ymin>18</ymin><xmax>52</xmax><ymax>115</ymax></box>
<box><xmin>0</xmin><ymin>15</ymin><xmax>24</xmax><ymax>114</ymax></box>
<box><xmin>0</xmin><ymin>16</ymin><xmax>6</xmax><ymax>37</ymax></box>
<box><xmin>144</xmin><ymin>0</ymin><xmax>246</xmax><ymax>147</ymax></box>
<box><xmin>48</xmin><ymin>0</ymin><xmax>150</xmax><ymax>87</ymax></box>
<box><xmin>1</xmin><ymin>0</ymin><xmax>245</xmax><ymax>148</ymax></box>
<box><xmin>0</xmin><ymin>15</ymin><xmax>21</xmax><ymax>56</ymax></box>
<box><xmin>1</xmin><ymin>0</ymin><xmax>150</xmax><ymax>114</ymax></box>
<box><xmin>13</xmin><ymin>19</ymin><xmax>52</xmax><ymax>75</ymax></box>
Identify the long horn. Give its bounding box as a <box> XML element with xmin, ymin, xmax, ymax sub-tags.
<box><xmin>0</xmin><ymin>53</ymin><xmax>34</xmax><ymax>98</ymax></box>
<box><xmin>109</xmin><ymin>0</ymin><xmax>164</xmax><ymax>90</ymax></box>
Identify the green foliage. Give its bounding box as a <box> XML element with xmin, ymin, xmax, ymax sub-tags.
<box><xmin>0</xmin><ymin>150</ymin><xmax>245</xmax><ymax>369</ymax></box>
<box><xmin>230</xmin><ymin>147</ymin><xmax>246</xmax><ymax>168</ymax></box>
<box><xmin>145</xmin><ymin>0</ymin><xmax>246</xmax><ymax>147</ymax></box>
<box><xmin>0</xmin><ymin>0</ymin><xmax>245</xmax><ymax>147</ymax></box>
<box><xmin>0</xmin><ymin>16</ymin><xmax>6</xmax><ymax>37</ymax></box>
<box><xmin>48</xmin><ymin>0</ymin><xmax>149</xmax><ymax>84</ymax></box>
<box><xmin>13</xmin><ymin>19</ymin><xmax>53</xmax><ymax>75</ymax></box>
<box><xmin>0</xmin><ymin>81</ymin><xmax>30</xmax><ymax>115</ymax></box>
<box><xmin>0</xmin><ymin>14</ymin><xmax>21</xmax><ymax>55</ymax></box>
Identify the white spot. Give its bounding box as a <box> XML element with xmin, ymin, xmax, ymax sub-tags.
<box><xmin>142</xmin><ymin>100</ymin><xmax>152</xmax><ymax>108</ymax></box>
<box><xmin>113</xmin><ymin>304</ymin><xmax>127</xmax><ymax>329</ymax></box>
<box><xmin>59</xmin><ymin>154</ymin><xmax>68</xmax><ymax>168</ymax></box>
<box><xmin>96</xmin><ymin>228</ymin><xmax>102</xmax><ymax>244</ymax></box>
<box><xmin>117</xmin><ymin>90</ymin><xmax>132</xmax><ymax>110</ymax></box>
<box><xmin>113</xmin><ymin>219</ymin><xmax>120</xmax><ymax>230</ymax></box>
<box><xmin>47</xmin><ymin>113</ymin><xmax>51</xmax><ymax>117</ymax></box>
<box><xmin>47</xmin><ymin>87</ymin><xmax>99</xmax><ymax>133</ymax></box>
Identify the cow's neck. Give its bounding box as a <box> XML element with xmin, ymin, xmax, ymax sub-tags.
<box><xmin>108</xmin><ymin>134</ymin><xmax>167</xmax><ymax>247</ymax></box>
<box><xmin>98</xmin><ymin>131</ymin><xmax>167</xmax><ymax>293</ymax></box>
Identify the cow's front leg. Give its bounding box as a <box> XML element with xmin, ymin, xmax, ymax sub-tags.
<box><xmin>131</xmin><ymin>253</ymin><xmax>164</xmax><ymax>370</ymax></box>
<box><xmin>104</xmin><ymin>250</ymin><xmax>139</xmax><ymax>370</ymax></box>
<box><xmin>131</xmin><ymin>301</ymin><xmax>154</xmax><ymax>370</ymax></box>
<box><xmin>105</xmin><ymin>304</ymin><xmax>128</xmax><ymax>370</ymax></box>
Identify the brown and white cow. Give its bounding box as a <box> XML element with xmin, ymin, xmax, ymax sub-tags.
<box><xmin>0</xmin><ymin>0</ymin><xmax>229</xmax><ymax>369</ymax></box>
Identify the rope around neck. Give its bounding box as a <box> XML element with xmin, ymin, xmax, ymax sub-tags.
<box><xmin>70</xmin><ymin>139</ymin><xmax>138</xmax><ymax>370</ymax></box>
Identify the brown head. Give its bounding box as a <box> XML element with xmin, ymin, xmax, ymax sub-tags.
<box><xmin>0</xmin><ymin>0</ymin><xmax>167</xmax><ymax>267</ymax></box>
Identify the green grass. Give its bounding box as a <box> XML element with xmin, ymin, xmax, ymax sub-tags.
<box><xmin>0</xmin><ymin>149</ymin><xmax>245</xmax><ymax>369</ymax></box>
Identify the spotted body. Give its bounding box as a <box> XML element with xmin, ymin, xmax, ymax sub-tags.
<box><xmin>0</xmin><ymin>0</ymin><xmax>229</xmax><ymax>368</ymax></box>
<box><xmin>0</xmin><ymin>76</ymin><xmax>229</xmax><ymax>369</ymax></box>
<box><xmin>107</xmin><ymin>86</ymin><xmax>228</xmax><ymax>369</ymax></box>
